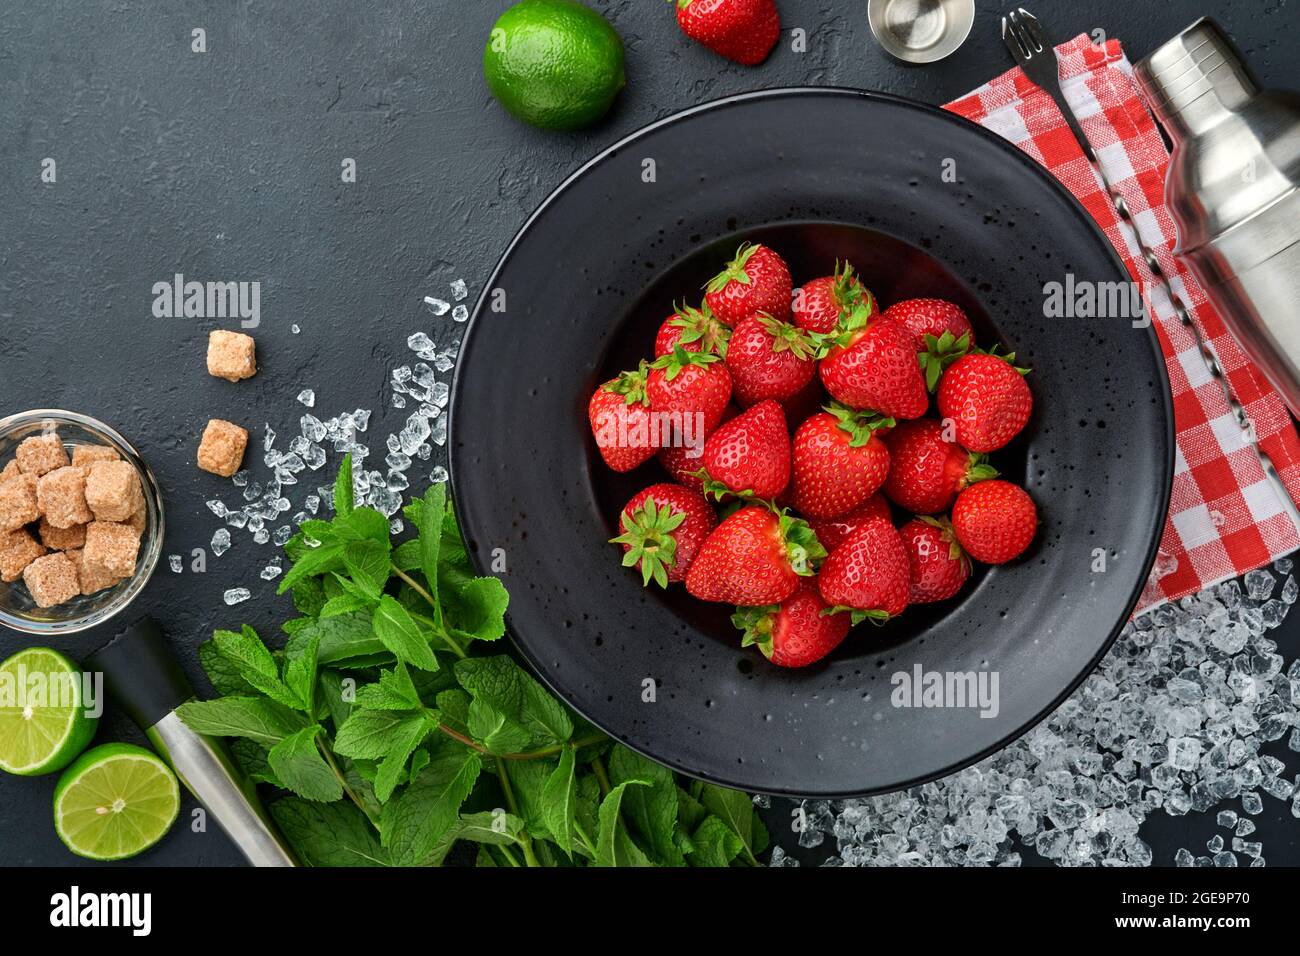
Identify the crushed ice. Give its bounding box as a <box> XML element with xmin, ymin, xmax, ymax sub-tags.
<box><xmin>785</xmin><ymin>561</ymin><xmax>1300</xmax><ymax>868</ymax></box>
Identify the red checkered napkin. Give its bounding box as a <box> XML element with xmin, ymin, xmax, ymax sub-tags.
<box><xmin>944</xmin><ymin>35</ymin><xmax>1300</xmax><ymax>613</ymax></box>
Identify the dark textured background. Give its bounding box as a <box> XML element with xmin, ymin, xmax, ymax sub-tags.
<box><xmin>1</xmin><ymin>0</ymin><xmax>1297</xmax><ymax>867</ymax></box>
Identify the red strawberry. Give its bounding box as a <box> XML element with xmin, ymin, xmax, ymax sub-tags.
<box><xmin>793</xmin><ymin>263</ymin><xmax>873</xmax><ymax>336</ymax></box>
<box><xmin>647</xmin><ymin>346</ymin><xmax>733</xmax><ymax>438</ymax></box>
<box><xmin>900</xmin><ymin>516</ymin><xmax>971</xmax><ymax>604</ymax></box>
<box><xmin>725</xmin><ymin>313</ymin><xmax>817</xmax><ymax>406</ymax></box>
<box><xmin>654</xmin><ymin>302</ymin><xmax>731</xmax><ymax>357</ymax></box>
<box><xmin>882</xmin><ymin>418</ymin><xmax>997</xmax><ymax>514</ymax></box>
<box><xmin>818</xmin><ymin>306</ymin><xmax>928</xmax><ymax>419</ymax></box>
<box><xmin>697</xmin><ymin>400</ymin><xmax>790</xmax><ymax>500</ymax></box>
<box><xmin>685</xmin><ymin>505</ymin><xmax>826</xmax><ymax>605</ymax></box>
<box><xmin>731</xmin><ymin>578</ymin><xmax>851</xmax><ymax>668</ymax></box>
<box><xmin>674</xmin><ymin>0</ymin><xmax>780</xmax><ymax>67</ymax></box>
<box><xmin>951</xmin><ymin>480</ymin><xmax>1037</xmax><ymax>564</ymax></box>
<box><xmin>588</xmin><ymin>363</ymin><xmax>658</xmax><ymax>472</ymax></box>
<box><xmin>817</xmin><ymin>518</ymin><xmax>911</xmax><ymax>622</ymax></box>
<box><xmin>808</xmin><ymin>494</ymin><xmax>891</xmax><ymax>552</ymax></box>
<box><xmin>790</xmin><ymin>404</ymin><xmax>892</xmax><ymax>520</ymax></box>
<box><xmin>611</xmin><ymin>483</ymin><xmax>717</xmax><ymax>587</ymax></box>
<box><xmin>936</xmin><ymin>349</ymin><xmax>1033</xmax><ymax>452</ymax></box>
<box><xmin>884</xmin><ymin>298</ymin><xmax>972</xmax><ymax>351</ymax></box>
<box><xmin>704</xmin><ymin>243</ymin><xmax>792</xmax><ymax>326</ymax></box>
<box><xmin>658</xmin><ymin>444</ymin><xmax>707</xmax><ymax>493</ymax></box>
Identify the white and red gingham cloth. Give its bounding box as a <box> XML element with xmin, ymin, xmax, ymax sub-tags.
<box><xmin>944</xmin><ymin>35</ymin><xmax>1300</xmax><ymax>613</ymax></box>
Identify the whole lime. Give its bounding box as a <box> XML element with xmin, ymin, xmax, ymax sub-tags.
<box><xmin>484</xmin><ymin>0</ymin><xmax>626</xmax><ymax>131</ymax></box>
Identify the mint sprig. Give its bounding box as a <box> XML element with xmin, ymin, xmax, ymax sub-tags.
<box><xmin>177</xmin><ymin>456</ymin><xmax>766</xmax><ymax>867</ymax></box>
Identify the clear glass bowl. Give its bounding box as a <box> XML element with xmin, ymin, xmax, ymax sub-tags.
<box><xmin>0</xmin><ymin>410</ymin><xmax>164</xmax><ymax>635</ymax></box>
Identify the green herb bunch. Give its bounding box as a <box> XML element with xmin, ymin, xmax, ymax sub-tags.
<box><xmin>178</xmin><ymin>455</ymin><xmax>768</xmax><ymax>867</ymax></box>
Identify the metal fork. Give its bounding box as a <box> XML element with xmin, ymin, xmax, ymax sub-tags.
<box><xmin>1002</xmin><ymin>8</ymin><xmax>1097</xmax><ymax>161</ymax></box>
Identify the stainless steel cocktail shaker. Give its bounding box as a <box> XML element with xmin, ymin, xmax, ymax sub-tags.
<box><xmin>1137</xmin><ymin>18</ymin><xmax>1300</xmax><ymax>417</ymax></box>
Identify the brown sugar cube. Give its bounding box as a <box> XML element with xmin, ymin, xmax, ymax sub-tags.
<box><xmin>82</xmin><ymin>521</ymin><xmax>140</xmax><ymax>581</ymax></box>
<box><xmin>0</xmin><ymin>460</ymin><xmax>20</xmax><ymax>482</ymax></box>
<box><xmin>124</xmin><ymin>503</ymin><xmax>147</xmax><ymax>537</ymax></box>
<box><xmin>0</xmin><ymin>474</ymin><xmax>40</xmax><ymax>532</ymax></box>
<box><xmin>207</xmin><ymin>330</ymin><xmax>257</xmax><ymax>382</ymax></box>
<box><xmin>0</xmin><ymin>529</ymin><xmax>46</xmax><ymax>582</ymax></box>
<box><xmin>15</xmin><ymin>432</ymin><xmax>69</xmax><ymax>476</ymax></box>
<box><xmin>22</xmin><ymin>552</ymin><xmax>82</xmax><ymax>608</ymax></box>
<box><xmin>38</xmin><ymin>518</ymin><xmax>87</xmax><ymax>551</ymax></box>
<box><xmin>36</xmin><ymin>466</ymin><xmax>94</xmax><ymax>529</ymax></box>
<box><xmin>197</xmin><ymin>419</ymin><xmax>248</xmax><ymax>477</ymax></box>
<box><xmin>70</xmin><ymin>546</ymin><xmax>120</xmax><ymax>595</ymax></box>
<box><xmin>71</xmin><ymin>444</ymin><xmax>120</xmax><ymax>468</ymax></box>
<box><xmin>84</xmin><ymin>460</ymin><xmax>144</xmax><ymax>522</ymax></box>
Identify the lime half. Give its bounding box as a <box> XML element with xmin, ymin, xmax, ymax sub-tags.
<box><xmin>54</xmin><ymin>743</ymin><xmax>180</xmax><ymax>861</ymax></box>
<box><xmin>0</xmin><ymin>647</ymin><xmax>98</xmax><ymax>776</ymax></box>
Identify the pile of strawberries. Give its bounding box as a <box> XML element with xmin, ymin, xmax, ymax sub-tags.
<box><xmin>589</xmin><ymin>242</ymin><xmax>1038</xmax><ymax>668</ymax></box>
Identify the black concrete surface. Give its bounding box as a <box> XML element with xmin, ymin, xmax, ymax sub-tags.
<box><xmin>1</xmin><ymin>0</ymin><xmax>1297</xmax><ymax>866</ymax></box>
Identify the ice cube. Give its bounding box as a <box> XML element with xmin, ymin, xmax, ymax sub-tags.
<box><xmin>434</xmin><ymin>352</ymin><xmax>455</xmax><ymax>373</ymax></box>
<box><xmin>390</xmin><ymin>517</ymin><xmax>404</xmax><ymax>534</ymax></box>
<box><xmin>300</xmin><ymin>415</ymin><xmax>327</xmax><ymax>443</ymax></box>
<box><xmin>273</xmin><ymin>525</ymin><xmax>293</xmax><ymax>546</ymax></box>
<box><xmin>206</xmin><ymin>499</ymin><xmax>227</xmax><ymax>517</ymax></box>
<box><xmin>1244</xmin><ymin>568</ymin><xmax>1274</xmax><ymax>600</ymax></box>
<box><xmin>291</xmin><ymin>323</ymin><xmax>301</xmax><ymax>334</ymax></box>
<box><xmin>451</xmin><ymin>278</ymin><xmax>468</xmax><ymax>301</ymax></box>
<box><xmin>391</xmin><ymin>393</ymin><xmax>407</xmax><ymax>408</ymax></box>
<box><xmin>260</xmin><ymin>563</ymin><xmax>283</xmax><ymax>580</ymax></box>
<box><xmin>386</xmin><ymin>452</ymin><xmax>412</xmax><ymax>471</ymax></box>
<box><xmin>211</xmin><ymin>528</ymin><xmax>231</xmax><ymax>556</ymax></box>
<box><xmin>430</xmin><ymin>381</ymin><xmax>450</xmax><ymax>408</ymax></box>
<box><xmin>452</xmin><ymin>305</ymin><xmax>469</xmax><ymax>323</ymax></box>
<box><xmin>424</xmin><ymin>297</ymin><xmax>450</xmax><ymax>316</ymax></box>
<box><xmin>304</xmin><ymin>444</ymin><xmax>326</xmax><ymax>470</ymax></box>
<box><xmin>264</xmin><ymin>425</ymin><xmax>276</xmax><ymax>451</ymax></box>
<box><xmin>408</xmin><ymin>331</ymin><xmax>436</xmax><ymax>354</ymax></box>
<box><xmin>225</xmin><ymin>510</ymin><xmax>249</xmax><ymax>530</ymax></box>
<box><xmin>430</xmin><ymin>465</ymin><xmax>449</xmax><ymax>484</ymax></box>
<box><xmin>431</xmin><ymin>415</ymin><xmax>447</xmax><ymax>447</ymax></box>
<box><xmin>304</xmin><ymin>494</ymin><xmax>320</xmax><ymax>514</ymax></box>
<box><xmin>231</xmin><ymin>470</ymin><xmax>250</xmax><ymax>488</ymax></box>
<box><xmin>297</xmin><ymin>389</ymin><xmax>316</xmax><ymax>408</ymax></box>
<box><xmin>168</xmin><ymin>554</ymin><xmax>183</xmax><ymax>573</ymax></box>
<box><xmin>223</xmin><ymin>587</ymin><xmax>251</xmax><ymax>605</ymax></box>
<box><xmin>253</xmin><ymin>528</ymin><xmax>270</xmax><ymax>544</ymax></box>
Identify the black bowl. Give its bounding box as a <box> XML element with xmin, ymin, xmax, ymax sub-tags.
<box><xmin>450</xmin><ymin>89</ymin><xmax>1173</xmax><ymax>797</ymax></box>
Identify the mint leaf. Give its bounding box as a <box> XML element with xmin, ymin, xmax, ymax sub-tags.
<box><xmin>292</xmin><ymin>577</ymin><xmax>327</xmax><ymax>617</ymax></box>
<box><xmin>608</xmin><ymin>745</ymin><xmax>684</xmax><ymax>866</ymax></box>
<box><xmin>334</xmin><ymin>709</ymin><xmax>432</xmax><ymax>761</ymax></box>
<box><xmin>333</xmin><ymin>507</ymin><xmax>390</xmax><ymax>546</ymax></box>
<box><xmin>334</xmin><ymin>453</ymin><xmax>355</xmax><ymax>516</ymax></box>
<box><xmin>541</xmin><ymin>745</ymin><xmax>578</xmax><ymax>858</ymax></box>
<box><xmin>197</xmin><ymin>638</ymin><xmax>256</xmax><ymax>697</ymax></box>
<box><xmin>230</xmin><ymin>739</ymin><xmax>282</xmax><ymax>788</ymax></box>
<box><xmin>689</xmin><ymin>815</ymin><xmax>744</xmax><ymax>867</ymax></box>
<box><xmin>454</xmin><ymin>656</ymin><xmax>572</xmax><ymax>748</ymax></box>
<box><xmin>270</xmin><ymin>798</ymin><xmax>389</xmax><ymax>867</ymax></box>
<box><xmin>595</xmin><ymin>780</ymin><xmax>653</xmax><ymax>867</ymax></box>
<box><xmin>177</xmin><ymin>697</ymin><xmax>306</xmax><ymax>746</ymax></box>
<box><xmin>382</xmin><ymin>748</ymin><xmax>482</xmax><ymax>866</ymax></box>
<box><xmin>466</xmin><ymin>697</ymin><xmax>533</xmax><ymax>755</ymax></box>
<box><xmin>354</xmin><ymin>663</ymin><xmax>422</xmax><ymax>711</ymax></box>
<box><xmin>373</xmin><ymin>595</ymin><xmax>439</xmax><ymax>671</ymax></box>
<box><xmin>267</xmin><ymin>725</ymin><xmax>343</xmax><ymax>802</ymax></box>
<box><xmin>392</xmin><ymin>539</ymin><xmax>422</xmax><ymax>572</ymax></box>
<box><xmin>278</xmin><ymin>543</ymin><xmax>345</xmax><ymax>595</ymax></box>
<box><xmin>319</xmin><ymin>593</ymin><xmax>371</xmax><ymax>618</ymax></box>
<box><xmin>288</xmin><ymin>612</ymin><xmax>386</xmax><ymax>667</ymax></box>
<box><xmin>435</xmin><ymin>689</ymin><xmax>471</xmax><ymax>734</ymax></box>
<box><xmin>373</xmin><ymin>711</ymin><xmax>437</xmax><ymax>802</ymax></box>
<box><xmin>419</xmin><ymin>484</ymin><xmax>446</xmax><ymax>608</ymax></box>
<box><xmin>210</xmin><ymin>626</ymin><xmax>294</xmax><ymax>707</ymax></box>
<box><xmin>343</xmin><ymin>539</ymin><xmax>390</xmax><ymax>600</ymax></box>
<box><xmin>282</xmin><ymin>630</ymin><xmax>321</xmax><ymax>714</ymax></box>
<box><xmin>441</xmin><ymin>576</ymin><xmax>509</xmax><ymax>644</ymax></box>
<box><xmin>699</xmin><ymin>783</ymin><xmax>763</xmax><ymax>867</ymax></box>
